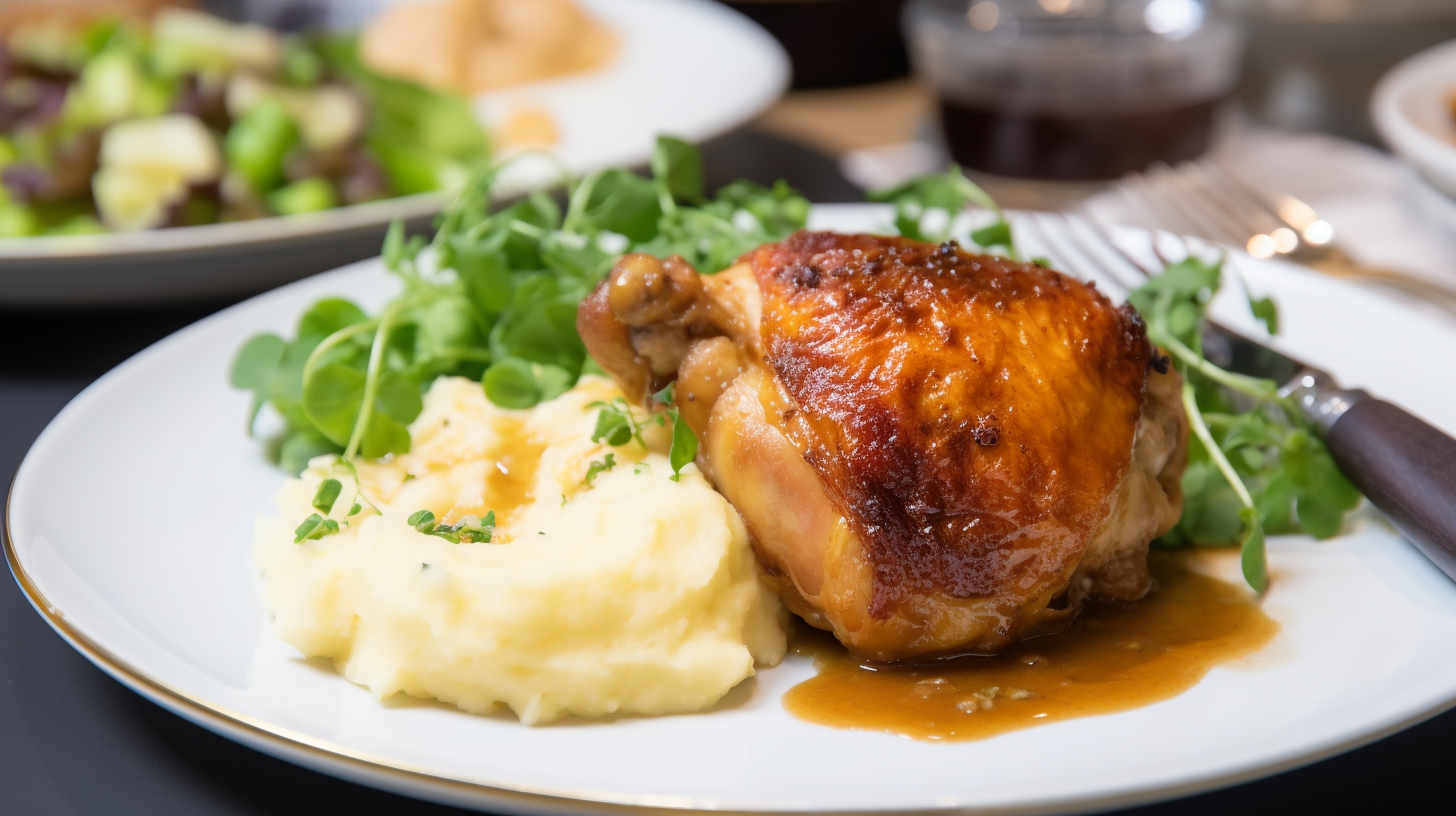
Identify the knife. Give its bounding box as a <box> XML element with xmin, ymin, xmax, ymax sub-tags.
<box><xmin>1204</xmin><ymin>322</ymin><xmax>1456</xmax><ymax>579</ymax></box>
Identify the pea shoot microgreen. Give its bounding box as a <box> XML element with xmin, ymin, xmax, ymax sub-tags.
<box><xmin>1123</xmin><ymin>254</ymin><xmax>1359</xmax><ymax>590</ymax></box>
<box><xmin>588</xmin><ymin>397</ymin><xmax>649</xmax><ymax>448</ymax></box>
<box><xmin>654</xmin><ymin>383</ymin><xmax>699</xmax><ymax>483</ymax></box>
<box><xmin>232</xmin><ymin>136</ymin><xmax>807</xmax><ymax>478</ymax></box>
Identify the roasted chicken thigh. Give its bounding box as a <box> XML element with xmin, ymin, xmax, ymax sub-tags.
<box><xmin>578</xmin><ymin>232</ymin><xmax>1187</xmax><ymax>660</ymax></box>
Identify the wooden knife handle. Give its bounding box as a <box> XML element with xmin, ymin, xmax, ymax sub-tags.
<box><xmin>1325</xmin><ymin>398</ymin><xmax>1456</xmax><ymax>579</ymax></box>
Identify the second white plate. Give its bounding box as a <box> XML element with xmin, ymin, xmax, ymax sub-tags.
<box><xmin>0</xmin><ymin>0</ymin><xmax>788</xmax><ymax>308</ymax></box>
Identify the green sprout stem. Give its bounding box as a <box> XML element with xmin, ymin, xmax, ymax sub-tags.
<box><xmin>561</xmin><ymin>169</ymin><xmax>604</xmax><ymax>234</ymax></box>
<box><xmin>343</xmin><ymin>296</ymin><xmax>412</xmax><ymax>461</ymax></box>
<box><xmin>1156</xmin><ymin>328</ymin><xmax>1278</xmax><ymax>400</ymax></box>
<box><xmin>338</xmin><ymin>459</ymin><xmax>381</xmax><ymax>515</ymax></box>
<box><xmin>303</xmin><ymin>320</ymin><xmax>378</xmax><ymax>382</ymax></box>
<box><xmin>1182</xmin><ymin>381</ymin><xmax>1254</xmax><ymax>509</ymax></box>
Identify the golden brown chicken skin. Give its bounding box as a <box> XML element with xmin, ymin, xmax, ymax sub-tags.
<box><xmin>578</xmin><ymin>231</ymin><xmax>1187</xmax><ymax>660</ymax></box>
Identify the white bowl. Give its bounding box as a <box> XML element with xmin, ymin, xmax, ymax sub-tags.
<box><xmin>1372</xmin><ymin>38</ymin><xmax>1456</xmax><ymax>200</ymax></box>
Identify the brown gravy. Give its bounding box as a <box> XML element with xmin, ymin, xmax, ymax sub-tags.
<box><xmin>439</xmin><ymin>417</ymin><xmax>544</xmax><ymax>535</ymax></box>
<box><xmin>782</xmin><ymin>551</ymin><xmax>1278</xmax><ymax>742</ymax></box>
<box><xmin>482</xmin><ymin>417</ymin><xmax>543</xmax><ymax>525</ymax></box>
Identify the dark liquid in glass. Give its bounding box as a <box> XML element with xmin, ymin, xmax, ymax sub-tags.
<box><xmin>937</xmin><ymin>97</ymin><xmax>1222</xmax><ymax>181</ymax></box>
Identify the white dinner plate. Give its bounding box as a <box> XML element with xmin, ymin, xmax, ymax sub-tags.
<box><xmin>1373</xmin><ymin>38</ymin><xmax>1456</xmax><ymax>203</ymax></box>
<box><xmin>9</xmin><ymin>205</ymin><xmax>1456</xmax><ymax>814</ymax></box>
<box><xmin>0</xmin><ymin>0</ymin><xmax>787</xmax><ymax>308</ymax></box>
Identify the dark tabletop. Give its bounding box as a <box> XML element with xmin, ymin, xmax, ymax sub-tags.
<box><xmin>1</xmin><ymin>130</ymin><xmax>1446</xmax><ymax>814</ymax></box>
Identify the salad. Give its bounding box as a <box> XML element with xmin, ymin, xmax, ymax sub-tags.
<box><xmin>0</xmin><ymin>7</ymin><xmax>489</xmax><ymax>237</ymax></box>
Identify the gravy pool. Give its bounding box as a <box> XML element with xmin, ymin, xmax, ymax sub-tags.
<box><xmin>783</xmin><ymin>551</ymin><xmax>1279</xmax><ymax>741</ymax></box>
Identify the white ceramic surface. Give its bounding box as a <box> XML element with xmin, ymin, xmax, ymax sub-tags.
<box><xmin>1373</xmin><ymin>38</ymin><xmax>1456</xmax><ymax>201</ymax></box>
<box><xmin>10</xmin><ymin>205</ymin><xmax>1456</xmax><ymax>814</ymax></box>
<box><xmin>0</xmin><ymin>0</ymin><xmax>788</xmax><ymax>307</ymax></box>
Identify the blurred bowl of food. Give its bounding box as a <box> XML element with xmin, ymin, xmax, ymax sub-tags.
<box><xmin>0</xmin><ymin>0</ymin><xmax>788</xmax><ymax>307</ymax></box>
<box><xmin>1371</xmin><ymin>37</ymin><xmax>1456</xmax><ymax>203</ymax></box>
<box><xmin>904</xmin><ymin>0</ymin><xmax>1243</xmax><ymax>182</ymax></box>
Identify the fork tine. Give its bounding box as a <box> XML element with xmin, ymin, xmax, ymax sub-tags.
<box><xmin>1116</xmin><ymin>167</ymin><xmax>1207</xmax><ymax>240</ymax></box>
<box><xmin>1009</xmin><ymin>213</ymin><xmax>1075</xmax><ymax>275</ymax></box>
<box><xmin>1197</xmin><ymin>161</ymin><xmax>1295</xmax><ymax>231</ymax></box>
<box><xmin>1161</xmin><ymin>162</ymin><xmax>1269</xmax><ymax>246</ymax></box>
<box><xmin>1065</xmin><ymin>216</ymin><xmax>1162</xmax><ymax>289</ymax></box>
<box><xmin>1024</xmin><ymin>213</ymin><xmax>1151</xmax><ymax>301</ymax></box>
<box><xmin>1144</xmin><ymin>163</ymin><xmax>1251</xmax><ymax>246</ymax></box>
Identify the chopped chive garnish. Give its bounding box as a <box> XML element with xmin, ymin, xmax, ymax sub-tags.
<box><xmin>312</xmin><ymin>479</ymin><xmax>343</xmax><ymax>513</ymax></box>
<box><xmin>294</xmin><ymin>513</ymin><xmax>324</xmax><ymax>543</ymax></box>
<box><xmin>408</xmin><ymin>509</ymin><xmax>437</xmax><ymax>532</ymax></box>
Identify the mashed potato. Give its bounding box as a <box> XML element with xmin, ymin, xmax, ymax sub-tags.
<box><xmin>255</xmin><ymin>376</ymin><xmax>787</xmax><ymax>725</ymax></box>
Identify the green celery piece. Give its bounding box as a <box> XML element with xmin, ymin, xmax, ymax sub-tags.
<box><xmin>317</xmin><ymin>35</ymin><xmax>488</xmax><ymax>162</ymax></box>
<box><xmin>226</xmin><ymin>101</ymin><xmax>300</xmax><ymax>193</ymax></box>
<box><xmin>268</xmin><ymin>177</ymin><xmax>339</xmax><ymax>215</ymax></box>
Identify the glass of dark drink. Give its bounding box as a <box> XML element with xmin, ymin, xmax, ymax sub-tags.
<box><xmin>905</xmin><ymin>0</ymin><xmax>1243</xmax><ymax>182</ymax></box>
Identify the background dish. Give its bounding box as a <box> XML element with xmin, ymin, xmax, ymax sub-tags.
<box><xmin>10</xmin><ymin>204</ymin><xmax>1456</xmax><ymax>814</ymax></box>
<box><xmin>0</xmin><ymin>0</ymin><xmax>789</xmax><ymax>308</ymax></box>
<box><xmin>1372</xmin><ymin>38</ymin><xmax>1456</xmax><ymax>201</ymax></box>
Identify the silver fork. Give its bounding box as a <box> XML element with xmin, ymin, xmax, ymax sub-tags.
<box><xmin>1010</xmin><ymin>211</ymin><xmax>1160</xmax><ymax>301</ymax></box>
<box><xmin>1109</xmin><ymin>160</ymin><xmax>1456</xmax><ymax>311</ymax></box>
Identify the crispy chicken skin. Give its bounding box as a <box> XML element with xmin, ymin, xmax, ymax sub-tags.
<box><xmin>577</xmin><ymin>232</ymin><xmax>1187</xmax><ymax>660</ymax></box>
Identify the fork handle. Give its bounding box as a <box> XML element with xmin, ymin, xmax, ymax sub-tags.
<box><xmin>1325</xmin><ymin>398</ymin><xmax>1456</xmax><ymax>580</ymax></box>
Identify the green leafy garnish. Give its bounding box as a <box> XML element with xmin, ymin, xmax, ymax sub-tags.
<box><xmin>584</xmin><ymin>453</ymin><xmax>617</xmax><ymax>486</ymax></box>
<box><xmin>654</xmin><ymin>383</ymin><xmax>698</xmax><ymax>483</ymax></box>
<box><xmin>586</xmin><ymin>384</ymin><xmax>698</xmax><ymax>482</ymax></box>
<box><xmin>233</xmin><ymin>137</ymin><xmax>805</xmax><ymax>477</ymax></box>
<box><xmin>408</xmin><ymin>509</ymin><xmax>496</xmax><ymax>543</ymax></box>
<box><xmin>869</xmin><ymin>165</ymin><xmax>1016</xmax><ymax>256</ymax></box>
<box><xmin>1127</xmin><ymin>253</ymin><xmax>1360</xmax><ymax>590</ymax></box>
<box><xmin>590</xmin><ymin>397</ymin><xmax>647</xmax><ymax>447</ymax></box>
